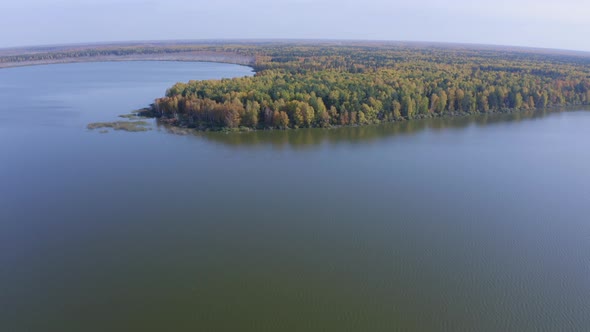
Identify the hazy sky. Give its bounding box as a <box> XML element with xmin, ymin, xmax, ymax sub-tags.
<box><xmin>2</xmin><ymin>0</ymin><xmax>590</xmax><ymax>51</ymax></box>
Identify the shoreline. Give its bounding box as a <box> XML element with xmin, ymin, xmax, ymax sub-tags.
<box><xmin>142</xmin><ymin>105</ymin><xmax>585</xmax><ymax>133</ymax></box>
<box><xmin>0</xmin><ymin>52</ymin><xmax>256</xmax><ymax>70</ymax></box>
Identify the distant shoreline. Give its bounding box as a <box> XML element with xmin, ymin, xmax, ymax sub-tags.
<box><xmin>0</xmin><ymin>51</ymin><xmax>256</xmax><ymax>69</ymax></box>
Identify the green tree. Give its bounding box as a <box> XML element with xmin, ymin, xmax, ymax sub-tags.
<box><xmin>417</xmin><ymin>96</ymin><xmax>429</xmax><ymax>115</ymax></box>
<box><xmin>392</xmin><ymin>100</ymin><xmax>402</xmax><ymax>119</ymax></box>
<box><xmin>401</xmin><ymin>96</ymin><xmax>415</xmax><ymax>119</ymax></box>
<box><xmin>243</xmin><ymin>100</ymin><xmax>260</xmax><ymax>127</ymax></box>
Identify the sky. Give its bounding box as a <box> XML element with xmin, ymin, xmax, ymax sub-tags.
<box><xmin>2</xmin><ymin>0</ymin><xmax>590</xmax><ymax>51</ymax></box>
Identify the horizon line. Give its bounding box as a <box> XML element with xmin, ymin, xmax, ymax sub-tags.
<box><xmin>2</xmin><ymin>38</ymin><xmax>590</xmax><ymax>56</ymax></box>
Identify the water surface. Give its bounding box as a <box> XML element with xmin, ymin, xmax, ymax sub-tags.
<box><xmin>1</xmin><ymin>62</ymin><xmax>590</xmax><ymax>332</ymax></box>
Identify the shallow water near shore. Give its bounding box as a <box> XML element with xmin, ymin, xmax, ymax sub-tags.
<box><xmin>1</xmin><ymin>61</ymin><xmax>590</xmax><ymax>331</ymax></box>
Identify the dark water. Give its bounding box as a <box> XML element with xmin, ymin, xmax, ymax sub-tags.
<box><xmin>1</xmin><ymin>62</ymin><xmax>590</xmax><ymax>332</ymax></box>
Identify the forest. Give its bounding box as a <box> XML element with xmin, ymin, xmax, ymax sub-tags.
<box><xmin>144</xmin><ymin>43</ymin><xmax>590</xmax><ymax>130</ymax></box>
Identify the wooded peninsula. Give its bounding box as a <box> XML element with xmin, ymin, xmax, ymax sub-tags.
<box><xmin>145</xmin><ymin>43</ymin><xmax>590</xmax><ymax>130</ymax></box>
<box><xmin>3</xmin><ymin>41</ymin><xmax>590</xmax><ymax>130</ymax></box>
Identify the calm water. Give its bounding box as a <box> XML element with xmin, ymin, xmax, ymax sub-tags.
<box><xmin>1</xmin><ymin>62</ymin><xmax>590</xmax><ymax>332</ymax></box>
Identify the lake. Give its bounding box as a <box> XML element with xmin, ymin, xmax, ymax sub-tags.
<box><xmin>1</xmin><ymin>61</ymin><xmax>589</xmax><ymax>331</ymax></box>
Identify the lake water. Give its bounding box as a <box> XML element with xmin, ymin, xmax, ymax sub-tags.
<box><xmin>1</xmin><ymin>62</ymin><xmax>590</xmax><ymax>331</ymax></box>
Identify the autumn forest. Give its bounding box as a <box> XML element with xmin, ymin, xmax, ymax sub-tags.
<box><xmin>145</xmin><ymin>43</ymin><xmax>590</xmax><ymax>130</ymax></box>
